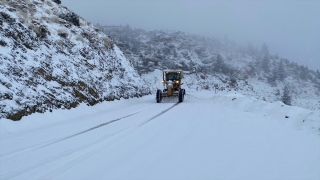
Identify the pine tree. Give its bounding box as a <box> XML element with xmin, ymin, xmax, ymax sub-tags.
<box><xmin>254</xmin><ymin>59</ymin><xmax>260</xmax><ymax>72</ymax></box>
<box><xmin>277</xmin><ymin>60</ymin><xmax>286</xmax><ymax>81</ymax></box>
<box><xmin>261</xmin><ymin>55</ymin><xmax>270</xmax><ymax>73</ymax></box>
<box><xmin>214</xmin><ymin>54</ymin><xmax>225</xmax><ymax>73</ymax></box>
<box><xmin>172</xmin><ymin>48</ymin><xmax>177</xmax><ymax>58</ymax></box>
<box><xmin>268</xmin><ymin>68</ymin><xmax>277</xmax><ymax>86</ymax></box>
<box><xmin>281</xmin><ymin>85</ymin><xmax>291</xmax><ymax>105</ymax></box>
<box><xmin>299</xmin><ymin>65</ymin><xmax>307</xmax><ymax>80</ymax></box>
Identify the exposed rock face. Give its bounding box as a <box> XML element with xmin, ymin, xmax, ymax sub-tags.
<box><xmin>0</xmin><ymin>0</ymin><xmax>150</xmax><ymax>120</ymax></box>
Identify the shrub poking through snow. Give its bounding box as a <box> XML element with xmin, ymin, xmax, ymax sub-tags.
<box><xmin>0</xmin><ymin>40</ymin><xmax>7</xmax><ymax>46</ymax></box>
<box><xmin>31</xmin><ymin>25</ymin><xmax>49</xmax><ymax>38</ymax></box>
<box><xmin>59</xmin><ymin>12</ymin><xmax>80</xmax><ymax>26</ymax></box>
<box><xmin>103</xmin><ymin>37</ymin><xmax>114</xmax><ymax>49</ymax></box>
<box><xmin>53</xmin><ymin>0</ymin><xmax>61</xmax><ymax>4</ymax></box>
<box><xmin>57</xmin><ymin>29</ymin><xmax>68</xmax><ymax>38</ymax></box>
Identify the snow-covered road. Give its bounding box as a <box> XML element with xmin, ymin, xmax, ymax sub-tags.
<box><xmin>0</xmin><ymin>91</ymin><xmax>319</xmax><ymax>180</ymax></box>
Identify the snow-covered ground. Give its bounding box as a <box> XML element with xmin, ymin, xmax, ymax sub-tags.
<box><xmin>1</xmin><ymin>91</ymin><xmax>319</xmax><ymax>180</ymax></box>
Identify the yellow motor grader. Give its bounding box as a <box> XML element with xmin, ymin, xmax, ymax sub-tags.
<box><xmin>156</xmin><ymin>70</ymin><xmax>186</xmax><ymax>103</ymax></box>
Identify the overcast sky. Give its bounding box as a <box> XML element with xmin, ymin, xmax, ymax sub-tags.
<box><xmin>62</xmin><ymin>0</ymin><xmax>320</xmax><ymax>71</ymax></box>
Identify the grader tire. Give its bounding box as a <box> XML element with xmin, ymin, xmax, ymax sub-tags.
<box><xmin>156</xmin><ymin>89</ymin><xmax>162</xmax><ymax>103</ymax></box>
<box><xmin>178</xmin><ymin>89</ymin><xmax>184</xmax><ymax>103</ymax></box>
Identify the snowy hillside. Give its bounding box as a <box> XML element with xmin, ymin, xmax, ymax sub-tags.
<box><xmin>0</xmin><ymin>0</ymin><xmax>150</xmax><ymax>120</ymax></box>
<box><xmin>0</xmin><ymin>91</ymin><xmax>319</xmax><ymax>179</ymax></box>
<box><xmin>98</xmin><ymin>25</ymin><xmax>320</xmax><ymax>111</ymax></box>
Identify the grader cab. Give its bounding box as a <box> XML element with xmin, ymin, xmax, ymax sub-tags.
<box><xmin>156</xmin><ymin>70</ymin><xmax>186</xmax><ymax>103</ymax></box>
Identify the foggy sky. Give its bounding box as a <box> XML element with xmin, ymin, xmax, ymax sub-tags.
<box><xmin>61</xmin><ymin>0</ymin><xmax>320</xmax><ymax>71</ymax></box>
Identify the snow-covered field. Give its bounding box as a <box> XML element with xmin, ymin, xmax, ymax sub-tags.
<box><xmin>0</xmin><ymin>91</ymin><xmax>319</xmax><ymax>180</ymax></box>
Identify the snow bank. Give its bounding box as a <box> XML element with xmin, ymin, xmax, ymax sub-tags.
<box><xmin>210</xmin><ymin>91</ymin><xmax>320</xmax><ymax>134</ymax></box>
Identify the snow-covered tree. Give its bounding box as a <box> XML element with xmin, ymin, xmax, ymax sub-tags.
<box><xmin>213</xmin><ymin>54</ymin><xmax>225</xmax><ymax>73</ymax></box>
<box><xmin>277</xmin><ymin>60</ymin><xmax>286</xmax><ymax>81</ymax></box>
<box><xmin>317</xmin><ymin>69</ymin><xmax>320</xmax><ymax>79</ymax></box>
<box><xmin>261</xmin><ymin>55</ymin><xmax>270</xmax><ymax>73</ymax></box>
<box><xmin>268</xmin><ymin>68</ymin><xmax>277</xmax><ymax>86</ymax></box>
<box><xmin>281</xmin><ymin>85</ymin><xmax>291</xmax><ymax>105</ymax></box>
<box><xmin>172</xmin><ymin>48</ymin><xmax>177</xmax><ymax>58</ymax></box>
<box><xmin>299</xmin><ymin>65</ymin><xmax>307</xmax><ymax>80</ymax></box>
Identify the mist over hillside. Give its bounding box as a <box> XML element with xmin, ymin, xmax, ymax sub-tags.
<box><xmin>0</xmin><ymin>2</ymin><xmax>319</xmax><ymax>179</ymax></box>
<box><xmin>0</xmin><ymin>1</ymin><xmax>150</xmax><ymax>120</ymax></box>
<box><xmin>97</xmin><ymin>24</ymin><xmax>320</xmax><ymax>110</ymax></box>
<box><xmin>0</xmin><ymin>0</ymin><xmax>319</xmax><ymax>121</ymax></box>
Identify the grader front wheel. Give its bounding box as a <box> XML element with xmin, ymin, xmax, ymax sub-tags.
<box><xmin>156</xmin><ymin>89</ymin><xmax>162</xmax><ymax>103</ymax></box>
<box><xmin>178</xmin><ymin>89</ymin><xmax>184</xmax><ymax>103</ymax></box>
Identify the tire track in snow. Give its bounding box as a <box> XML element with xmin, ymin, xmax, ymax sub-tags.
<box><xmin>0</xmin><ymin>106</ymin><xmax>155</xmax><ymax>160</ymax></box>
<box><xmin>36</xmin><ymin>102</ymin><xmax>180</xmax><ymax>180</ymax></box>
<box><xmin>138</xmin><ymin>102</ymin><xmax>179</xmax><ymax>127</ymax></box>
<box><xmin>0</xmin><ymin>103</ymin><xmax>179</xmax><ymax>180</ymax></box>
<box><xmin>0</xmin><ymin>126</ymin><xmax>134</xmax><ymax>180</ymax></box>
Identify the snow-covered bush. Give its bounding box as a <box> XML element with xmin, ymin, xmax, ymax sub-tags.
<box><xmin>53</xmin><ymin>0</ymin><xmax>61</xmax><ymax>4</ymax></box>
<box><xmin>59</xmin><ymin>12</ymin><xmax>80</xmax><ymax>26</ymax></box>
<box><xmin>50</xmin><ymin>15</ymin><xmax>59</xmax><ymax>23</ymax></box>
<box><xmin>0</xmin><ymin>40</ymin><xmax>7</xmax><ymax>46</ymax></box>
<box><xmin>103</xmin><ymin>37</ymin><xmax>113</xmax><ymax>49</ymax></box>
<box><xmin>57</xmin><ymin>29</ymin><xmax>68</xmax><ymax>38</ymax></box>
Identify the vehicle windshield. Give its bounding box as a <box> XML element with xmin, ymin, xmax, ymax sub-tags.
<box><xmin>166</xmin><ymin>73</ymin><xmax>180</xmax><ymax>81</ymax></box>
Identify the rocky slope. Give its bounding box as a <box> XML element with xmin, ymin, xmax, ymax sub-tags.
<box><xmin>98</xmin><ymin>25</ymin><xmax>320</xmax><ymax>110</ymax></box>
<box><xmin>0</xmin><ymin>0</ymin><xmax>150</xmax><ymax>120</ymax></box>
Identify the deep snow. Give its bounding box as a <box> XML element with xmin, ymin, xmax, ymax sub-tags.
<box><xmin>0</xmin><ymin>91</ymin><xmax>319</xmax><ymax>180</ymax></box>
